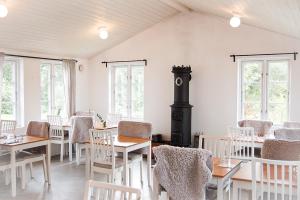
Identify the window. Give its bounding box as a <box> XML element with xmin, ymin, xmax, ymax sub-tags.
<box><xmin>40</xmin><ymin>62</ymin><xmax>66</xmax><ymax>120</ymax></box>
<box><xmin>239</xmin><ymin>59</ymin><xmax>290</xmax><ymax>124</ymax></box>
<box><xmin>109</xmin><ymin>62</ymin><xmax>144</xmax><ymax>120</ymax></box>
<box><xmin>1</xmin><ymin>59</ymin><xmax>21</xmax><ymax>123</ymax></box>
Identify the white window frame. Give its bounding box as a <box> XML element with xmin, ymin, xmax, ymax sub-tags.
<box><xmin>109</xmin><ymin>62</ymin><xmax>145</xmax><ymax>120</ymax></box>
<box><xmin>237</xmin><ymin>57</ymin><xmax>291</xmax><ymax>124</ymax></box>
<box><xmin>2</xmin><ymin>57</ymin><xmax>22</xmax><ymax>125</ymax></box>
<box><xmin>40</xmin><ymin>61</ymin><xmax>64</xmax><ymax>119</ymax></box>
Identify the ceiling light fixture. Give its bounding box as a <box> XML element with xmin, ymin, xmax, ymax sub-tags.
<box><xmin>0</xmin><ymin>0</ymin><xmax>8</xmax><ymax>18</ymax></box>
<box><xmin>230</xmin><ymin>15</ymin><xmax>241</xmax><ymax>28</ymax></box>
<box><xmin>98</xmin><ymin>27</ymin><xmax>109</xmax><ymax>40</ymax></box>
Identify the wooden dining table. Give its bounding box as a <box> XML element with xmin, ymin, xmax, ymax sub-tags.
<box><xmin>211</xmin><ymin>157</ymin><xmax>243</xmax><ymax>200</ymax></box>
<box><xmin>85</xmin><ymin>133</ymin><xmax>152</xmax><ymax>187</ymax></box>
<box><xmin>0</xmin><ymin>135</ymin><xmax>51</xmax><ymax>197</ymax></box>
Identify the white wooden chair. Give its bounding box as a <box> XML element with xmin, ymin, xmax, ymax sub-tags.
<box><xmin>89</xmin><ymin>129</ymin><xmax>134</xmax><ymax>184</ymax></box>
<box><xmin>228</xmin><ymin>127</ymin><xmax>255</xmax><ymax>160</ymax></box>
<box><xmin>252</xmin><ymin>158</ymin><xmax>300</xmax><ymax>200</ymax></box>
<box><xmin>199</xmin><ymin>134</ymin><xmax>230</xmax><ymax>158</ymax></box>
<box><xmin>199</xmin><ymin>134</ymin><xmax>231</xmax><ymax>199</ymax></box>
<box><xmin>117</xmin><ymin>121</ymin><xmax>152</xmax><ymax>188</ymax></box>
<box><xmin>84</xmin><ymin>180</ymin><xmax>142</xmax><ymax>200</ymax></box>
<box><xmin>0</xmin><ymin>120</ymin><xmax>17</xmax><ymax>135</ymax></box>
<box><xmin>0</xmin><ymin>151</ymin><xmax>48</xmax><ymax>189</ymax></box>
<box><xmin>48</xmin><ymin>115</ymin><xmax>70</xmax><ymax>162</ymax></box>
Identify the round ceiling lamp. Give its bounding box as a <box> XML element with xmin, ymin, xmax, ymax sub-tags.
<box><xmin>98</xmin><ymin>27</ymin><xmax>109</xmax><ymax>40</ymax></box>
<box><xmin>230</xmin><ymin>16</ymin><xmax>241</xmax><ymax>28</ymax></box>
<box><xmin>0</xmin><ymin>0</ymin><xmax>8</xmax><ymax>18</ymax></box>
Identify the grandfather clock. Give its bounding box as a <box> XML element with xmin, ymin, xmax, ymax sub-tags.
<box><xmin>171</xmin><ymin>65</ymin><xmax>192</xmax><ymax>147</ymax></box>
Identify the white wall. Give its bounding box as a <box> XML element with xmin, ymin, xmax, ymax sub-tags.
<box><xmin>88</xmin><ymin>12</ymin><xmax>300</xmax><ymax>140</ymax></box>
<box><xmin>0</xmin><ymin>49</ymin><xmax>89</xmax><ymax>130</ymax></box>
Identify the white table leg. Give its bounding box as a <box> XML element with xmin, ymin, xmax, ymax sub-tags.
<box><xmin>233</xmin><ymin>181</ymin><xmax>238</xmax><ymax>200</ymax></box>
<box><xmin>85</xmin><ymin>146</ymin><xmax>90</xmax><ymax>178</ymax></box>
<box><xmin>10</xmin><ymin>149</ymin><xmax>16</xmax><ymax>197</ymax></box>
<box><xmin>69</xmin><ymin>140</ymin><xmax>72</xmax><ymax>162</ymax></box>
<box><xmin>123</xmin><ymin>151</ymin><xmax>129</xmax><ymax>186</ymax></box>
<box><xmin>46</xmin><ymin>141</ymin><xmax>51</xmax><ymax>185</ymax></box>
<box><xmin>217</xmin><ymin>180</ymin><xmax>224</xmax><ymax>200</ymax></box>
<box><xmin>67</xmin><ymin>129</ymin><xmax>73</xmax><ymax>162</ymax></box>
<box><xmin>147</xmin><ymin>142</ymin><xmax>152</xmax><ymax>187</ymax></box>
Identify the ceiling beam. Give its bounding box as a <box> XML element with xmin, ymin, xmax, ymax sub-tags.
<box><xmin>159</xmin><ymin>0</ymin><xmax>191</xmax><ymax>12</ymax></box>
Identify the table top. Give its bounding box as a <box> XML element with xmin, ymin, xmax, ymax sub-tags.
<box><xmin>232</xmin><ymin>161</ymin><xmax>297</xmax><ymax>185</ymax></box>
<box><xmin>0</xmin><ymin>136</ymin><xmax>48</xmax><ymax>147</ymax></box>
<box><xmin>113</xmin><ymin>135</ymin><xmax>150</xmax><ymax>148</ymax></box>
<box><xmin>212</xmin><ymin>157</ymin><xmax>243</xmax><ymax>178</ymax></box>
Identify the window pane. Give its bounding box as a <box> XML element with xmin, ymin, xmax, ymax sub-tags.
<box><xmin>267</xmin><ymin>60</ymin><xmax>289</xmax><ymax>124</ymax></box>
<box><xmin>1</xmin><ymin>61</ymin><xmax>16</xmax><ymax>120</ymax></box>
<box><xmin>53</xmin><ymin>64</ymin><xmax>66</xmax><ymax>118</ymax></box>
<box><xmin>131</xmin><ymin>66</ymin><xmax>144</xmax><ymax>119</ymax></box>
<box><xmin>114</xmin><ymin>66</ymin><xmax>128</xmax><ymax>118</ymax></box>
<box><xmin>241</xmin><ymin>61</ymin><xmax>263</xmax><ymax>119</ymax></box>
<box><xmin>40</xmin><ymin>64</ymin><xmax>51</xmax><ymax>120</ymax></box>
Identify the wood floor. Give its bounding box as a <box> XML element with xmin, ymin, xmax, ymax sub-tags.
<box><xmin>0</xmin><ymin>156</ymin><xmax>152</xmax><ymax>200</ymax></box>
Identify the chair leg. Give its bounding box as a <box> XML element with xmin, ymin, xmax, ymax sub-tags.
<box><xmin>29</xmin><ymin>163</ymin><xmax>33</xmax><ymax>179</ymax></box>
<box><xmin>91</xmin><ymin>169</ymin><xmax>94</xmax><ymax>179</ymax></box>
<box><xmin>129</xmin><ymin>168</ymin><xmax>132</xmax><ymax>186</ymax></box>
<box><xmin>42</xmin><ymin>155</ymin><xmax>48</xmax><ymax>182</ymax></box>
<box><xmin>21</xmin><ymin>164</ymin><xmax>26</xmax><ymax>189</ymax></box>
<box><xmin>76</xmin><ymin>143</ymin><xmax>80</xmax><ymax>165</ymax></box>
<box><xmin>60</xmin><ymin>141</ymin><xmax>64</xmax><ymax>162</ymax></box>
<box><xmin>140</xmin><ymin>160</ymin><xmax>143</xmax><ymax>187</ymax></box>
<box><xmin>5</xmin><ymin>169</ymin><xmax>10</xmax><ymax>185</ymax></box>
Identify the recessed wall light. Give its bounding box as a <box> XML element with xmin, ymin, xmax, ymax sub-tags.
<box><xmin>0</xmin><ymin>0</ymin><xmax>8</xmax><ymax>18</ymax></box>
<box><xmin>230</xmin><ymin>16</ymin><xmax>241</xmax><ymax>28</ymax></box>
<box><xmin>98</xmin><ymin>27</ymin><xmax>109</xmax><ymax>40</ymax></box>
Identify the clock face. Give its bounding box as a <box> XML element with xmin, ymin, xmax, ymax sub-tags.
<box><xmin>175</xmin><ymin>77</ymin><xmax>183</xmax><ymax>86</ymax></box>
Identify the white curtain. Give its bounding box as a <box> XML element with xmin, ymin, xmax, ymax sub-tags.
<box><xmin>0</xmin><ymin>53</ymin><xmax>4</xmax><ymax>116</ymax></box>
<box><xmin>63</xmin><ymin>59</ymin><xmax>76</xmax><ymax>118</ymax></box>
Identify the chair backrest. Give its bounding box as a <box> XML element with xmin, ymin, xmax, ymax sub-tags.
<box><xmin>0</xmin><ymin>120</ymin><xmax>16</xmax><ymax>135</ymax></box>
<box><xmin>84</xmin><ymin>180</ymin><xmax>142</xmax><ymax>200</ymax></box>
<box><xmin>106</xmin><ymin>113</ymin><xmax>122</xmax><ymax>127</ymax></box>
<box><xmin>71</xmin><ymin>116</ymin><xmax>94</xmax><ymax>143</ymax></box>
<box><xmin>89</xmin><ymin>129</ymin><xmax>115</xmax><ymax>167</ymax></box>
<box><xmin>261</xmin><ymin>139</ymin><xmax>300</xmax><ymax>161</ymax></box>
<box><xmin>47</xmin><ymin>115</ymin><xmax>62</xmax><ymax>126</ymax></box>
<box><xmin>75</xmin><ymin>111</ymin><xmax>95</xmax><ymax>117</ymax></box>
<box><xmin>26</xmin><ymin>121</ymin><xmax>50</xmax><ymax>138</ymax></box>
<box><xmin>118</xmin><ymin>121</ymin><xmax>152</xmax><ymax>139</ymax></box>
<box><xmin>284</xmin><ymin>121</ymin><xmax>300</xmax><ymax>129</ymax></box>
<box><xmin>199</xmin><ymin>134</ymin><xmax>230</xmax><ymax>158</ymax></box>
<box><xmin>238</xmin><ymin>119</ymin><xmax>273</xmax><ymax>137</ymax></box>
<box><xmin>228</xmin><ymin>127</ymin><xmax>255</xmax><ymax>159</ymax></box>
<box><xmin>252</xmin><ymin>158</ymin><xmax>300</xmax><ymax>200</ymax></box>
<box><xmin>274</xmin><ymin>128</ymin><xmax>300</xmax><ymax>141</ymax></box>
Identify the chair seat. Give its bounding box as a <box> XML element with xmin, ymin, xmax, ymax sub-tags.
<box><xmin>51</xmin><ymin>136</ymin><xmax>69</xmax><ymax>141</ymax></box>
<box><xmin>0</xmin><ymin>151</ymin><xmax>43</xmax><ymax>166</ymax></box>
<box><xmin>116</xmin><ymin>152</ymin><xmax>143</xmax><ymax>161</ymax></box>
<box><xmin>93</xmin><ymin>157</ymin><xmax>127</xmax><ymax>169</ymax></box>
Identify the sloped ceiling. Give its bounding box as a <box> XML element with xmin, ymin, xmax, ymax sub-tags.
<box><xmin>177</xmin><ymin>0</ymin><xmax>300</xmax><ymax>39</ymax></box>
<box><xmin>0</xmin><ymin>0</ymin><xmax>299</xmax><ymax>58</ymax></box>
<box><xmin>0</xmin><ymin>0</ymin><xmax>178</xmax><ymax>58</ymax></box>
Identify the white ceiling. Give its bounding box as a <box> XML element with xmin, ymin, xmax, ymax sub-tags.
<box><xmin>0</xmin><ymin>0</ymin><xmax>177</xmax><ymax>58</ymax></box>
<box><xmin>1</xmin><ymin>0</ymin><xmax>300</xmax><ymax>58</ymax></box>
<box><xmin>177</xmin><ymin>0</ymin><xmax>300</xmax><ymax>39</ymax></box>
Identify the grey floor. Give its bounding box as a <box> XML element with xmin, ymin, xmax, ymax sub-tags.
<box><xmin>0</xmin><ymin>156</ymin><xmax>152</xmax><ymax>200</ymax></box>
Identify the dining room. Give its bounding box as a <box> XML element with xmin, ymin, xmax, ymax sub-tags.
<box><xmin>1</xmin><ymin>0</ymin><xmax>300</xmax><ymax>200</ymax></box>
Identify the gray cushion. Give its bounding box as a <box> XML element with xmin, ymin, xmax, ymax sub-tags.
<box><xmin>261</xmin><ymin>139</ymin><xmax>300</xmax><ymax>161</ymax></box>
